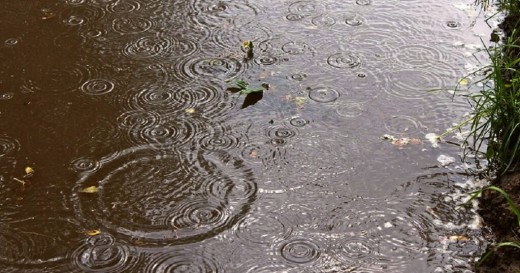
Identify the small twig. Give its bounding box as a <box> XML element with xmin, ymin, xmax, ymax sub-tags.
<box><xmin>13</xmin><ymin>177</ymin><xmax>26</xmax><ymax>186</ymax></box>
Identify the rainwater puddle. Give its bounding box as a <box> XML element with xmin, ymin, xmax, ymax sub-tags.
<box><xmin>0</xmin><ymin>0</ymin><xmax>492</xmax><ymax>272</ymax></box>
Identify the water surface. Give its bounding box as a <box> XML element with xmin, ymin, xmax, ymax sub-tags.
<box><xmin>0</xmin><ymin>0</ymin><xmax>492</xmax><ymax>272</ymax></box>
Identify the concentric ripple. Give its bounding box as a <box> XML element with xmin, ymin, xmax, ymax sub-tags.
<box><xmin>308</xmin><ymin>87</ymin><xmax>340</xmax><ymax>103</ymax></box>
<box><xmin>327</xmin><ymin>52</ymin><xmax>361</xmax><ymax>69</ymax></box>
<box><xmin>311</xmin><ymin>14</ymin><xmax>336</xmax><ymax>27</ymax></box>
<box><xmin>280</xmin><ymin>238</ymin><xmax>321</xmax><ymax>264</ymax></box>
<box><xmin>265</xmin><ymin>126</ymin><xmax>297</xmax><ymax>147</ymax></box>
<box><xmin>112</xmin><ymin>16</ymin><xmax>152</xmax><ymax>34</ymax></box>
<box><xmin>4</xmin><ymin>38</ymin><xmax>19</xmax><ymax>47</ymax></box>
<box><xmin>382</xmin><ymin>66</ymin><xmax>455</xmax><ymax>100</ymax></box>
<box><xmin>189</xmin><ymin>0</ymin><xmax>259</xmax><ymax>27</ymax></box>
<box><xmin>233</xmin><ymin>213</ymin><xmax>293</xmax><ymax>246</ymax></box>
<box><xmin>143</xmin><ymin>251</ymin><xmax>220</xmax><ymax>272</ymax></box>
<box><xmin>72</xmin><ymin>146</ymin><xmax>256</xmax><ymax>246</ymax></box>
<box><xmin>197</xmin><ymin>125</ymin><xmax>242</xmax><ymax>152</ymax></box>
<box><xmin>288</xmin><ymin>1</ymin><xmax>325</xmax><ymax>17</ymax></box>
<box><xmin>0</xmin><ymin>135</ymin><xmax>20</xmax><ymax>158</ymax></box>
<box><xmin>289</xmin><ymin>117</ymin><xmax>309</xmax><ymax>127</ymax></box>
<box><xmin>122</xmin><ymin>36</ymin><xmax>174</xmax><ymax>60</ymax></box>
<box><xmin>70</xmin><ymin>157</ymin><xmax>101</xmax><ymax>173</ymax></box>
<box><xmin>344</xmin><ymin>13</ymin><xmax>366</xmax><ymax>27</ymax></box>
<box><xmin>391</xmin><ymin>44</ymin><xmax>449</xmax><ymax>68</ymax></box>
<box><xmin>107</xmin><ymin>0</ymin><xmax>141</xmax><ymax>13</ymax></box>
<box><xmin>81</xmin><ymin>79</ymin><xmax>115</xmax><ymax>95</ymax></box>
<box><xmin>128</xmin><ymin>120</ymin><xmax>199</xmax><ymax>148</ymax></box>
<box><xmin>72</xmin><ymin>234</ymin><xmax>140</xmax><ymax>273</ymax></box>
<box><xmin>384</xmin><ymin>115</ymin><xmax>425</xmax><ymax>135</ymax></box>
<box><xmin>211</xmin><ymin>22</ymin><xmax>271</xmax><ymax>50</ymax></box>
<box><xmin>173</xmin><ymin>56</ymin><xmax>244</xmax><ymax>83</ymax></box>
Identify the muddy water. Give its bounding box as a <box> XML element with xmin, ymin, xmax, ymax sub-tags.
<box><xmin>0</xmin><ymin>0</ymin><xmax>492</xmax><ymax>272</ymax></box>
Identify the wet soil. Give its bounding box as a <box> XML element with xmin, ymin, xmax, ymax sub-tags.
<box><xmin>476</xmin><ymin>172</ymin><xmax>520</xmax><ymax>273</ymax></box>
<box><xmin>476</xmin><ymin>13</ymin><xmax>520</xmax><ymax>273</ymax></box>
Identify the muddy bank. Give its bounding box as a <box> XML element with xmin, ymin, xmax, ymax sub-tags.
<box><xmin>475</xmin><ymin>12</ymin><xmax>520</xmax><ymax>273</ymax></box>
<box><xmin>476</xmin><ymin>172</ymin><xmax>520</xmax><ymax>272</ymax></box>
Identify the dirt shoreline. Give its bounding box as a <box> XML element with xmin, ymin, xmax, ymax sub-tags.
<box><xmin>476</xmin><ymin>172</ymin><xmax>520</xmax><ymax>272</ymax></box>
<box><xmin>474</xmin><ymin>12</ymin><xmax>520</xmax><ymax>273</ymax></box>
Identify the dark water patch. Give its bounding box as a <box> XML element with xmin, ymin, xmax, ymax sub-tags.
<box><xmin>71</xmin><ymin>233</ymin><xmax>141</xmax><ymax>273</ymax></box>
<box><xmin>27</xmin><ymin>63</ymin><xmax>92</xmax><ymax>95</ymax></box>
<box><xmin>0</xmin><ymin>217</ymin><xmax>82</xmax><ymax>268</ymax></box>
<box><xmin>59</xmin><ymin>5</ymin><xmax>107</xmax><ymax>27</ymax></box>
<box><xmin>0</xmin><ymin>135</ymin><xmax>20</xmax><ymax>158</ymax></box>
<box><xmin>72</xmin><ymin>146</ymin><xmax>256</xmax><ymax>246</ymax></box>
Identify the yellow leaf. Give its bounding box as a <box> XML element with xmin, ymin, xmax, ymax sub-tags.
<box><xmin>185</xmin><ymin>108</ymin><xmax>196</xmax><ymax>114</ymax></box>
<box><xmin>86</xmin><ymin>229</ymin><xmax>101</xmax><ymax>236</ymax></box>
<box><xmin>295</xmin><ymin>96</ymin><xmax>307</xmax><ymax>108</ymax></box>
<box><xmin>81</xmin><ymin>186</ymin><xmax>98</xmax><ymax>193</ymax></box>
<box><xmin>458</xmin><ymin>78</ymin><xmax>469</xmax><ymax>86</ymax></box>
<box><xmin>25</xmin><ymin>166</ymin><xmax>34</xmax><ymax>175</ymax></box>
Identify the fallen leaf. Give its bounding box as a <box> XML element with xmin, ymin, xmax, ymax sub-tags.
<box><xmin>185</xmin><ymin>108</ymin><xmax>196</xmax><ymax>114</ymax></box>
<box><xmin>85</xmin><ymin>229</ymin><xmax>101</xmax><ymax>236</ymax></box>
<box><xmin>295</xmin><ymin>96</ymin><xmax>307</xmax><ymax>108</ymax></box>
<box><xmin>249</xmin><ymin>150</ymin><xmax>258</xmax><ymax>158</ymax></box>
<box><xmin>458</xmin><ymin>78</ymin><xmax>469</xmax><ymax>86</ymax></box>
<box><xmin>448</xmin><ymin>235</ymin><xmax>469</xmax><ymax>241</ymax></box>
<box><xmin>25</xmin><ymin>166</ymin><xmax>34</xmax><ymax>175</ymax></box>
<box><xmin>81</xmin><ymin>186</ymin><xmax>99</xmax><ymax>193</ymax></box>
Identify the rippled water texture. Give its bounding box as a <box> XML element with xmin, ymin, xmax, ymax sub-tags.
<box><xmin>0</xmin><ymin>0</ymin><xmax>491</xmax><ymax>272</ymax></box>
